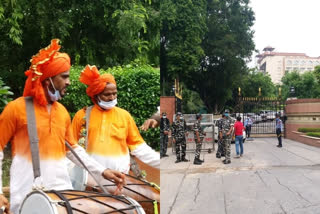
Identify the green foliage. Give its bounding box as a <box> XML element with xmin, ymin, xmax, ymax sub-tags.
<box><xmin>281</xmin><ymin>71</ymin><xmax>320</xmax><ymax>99</ymax></box>
<box><xmin>240</xmin><ymin>69</ymin><xmax>277</xmax><ymax>98</ymax></box>
<box><xmin>161</xmin><ymin>0</ymin><xmax>207</xmax><ymax>95</ymax></box>
<box><xmin>298</xmin><ymin>128</ymin><xmax>320</xmax><ymax>133</ymax></box>
<box><xmin>61</xmin><ymin>63</ymin><xmax>160</xmax><ymax>150</ymax></box>
<box><xmin>0</xmin><ymin>0</ymin><xmax>159</xmax><ymax>98</ymax></box>
<box><xmin>181</xmin><ymin>86</ymin><xmax>206</xmax><ymax>114</ymax></box>
<box><xmin>306</xmin><ymin>132</ymin><xmax>320</xmax><ymax>138</ymax></box>
<box><xmin>0</xmin><ymin>77</ymin><xmax>13</xmax><ymax>112</ymax></box>
<box><xmin>161</xmin><ymin>0</ymin><xmax>255</xmax><ymax>113</ymax></box>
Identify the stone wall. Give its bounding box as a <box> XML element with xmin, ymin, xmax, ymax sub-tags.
<box><xmin>285</xmin><ymin>99</ymin><xmax>320</xmax><ymax>147</ymax></box>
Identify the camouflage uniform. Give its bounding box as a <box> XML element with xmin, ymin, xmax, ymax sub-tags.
<box><xmin>219</xmin><ymin>116</ymin><xmax>234</xmax><ymax>162</ymax></box>
<box><xmin>193</xmin><ymin>120</ymin><xmax>205</xmax><ymax>159</ymax></box>
<box><xmin>160</xmin><ymin>117</ymin><xmax>170</xmax><ymax>157</ymax></box>
<box><xmin>172</xmin><ymin>119</ymin><xmax>187</xmax><ymax>160</ymax></box>
<box><xmin>215</xmin><ymin>119</ymin><xmax>225</xmax><ymax>158</ymax></box>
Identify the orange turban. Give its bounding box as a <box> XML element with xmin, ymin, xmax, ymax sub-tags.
<box><xmin>23</xmin><ymin>39</ymin><xmax>71</xmax><ymax>106</ymax></box>
<box><xmin>80</xmin><ymin>65</ymin><xmax>116</xmax><ymax>103</ymax></box>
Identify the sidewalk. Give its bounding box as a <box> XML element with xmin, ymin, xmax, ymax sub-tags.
<box><xmin>161</xmin><ymin>138</ymin><xmax>320</xmax><ymax>214</ymax></box>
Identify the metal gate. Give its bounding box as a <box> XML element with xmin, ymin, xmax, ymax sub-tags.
<box><xmin>234</xmin><ymin>97</ymin><xmax>286</xmax><ymax>135</ymax></box>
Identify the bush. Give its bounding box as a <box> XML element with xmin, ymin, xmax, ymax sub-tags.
<box><xmin>298</xmin><ymin>128</ymin><xmax>320</xmax><ymax>133</ymax></box>
<box><xmin>61</xmin><ymin>63</ymin><xmax>160</xmax><ymax>150</ymax></box>
<box><xmin>306</xmin><ymin>132</ymin><xmax>320</xmax><ymax>138</ymax></box>
<box><xmin>0</xmin><ymin>77</ymin><xmax>13</xmax><ymax>112</ymax></box>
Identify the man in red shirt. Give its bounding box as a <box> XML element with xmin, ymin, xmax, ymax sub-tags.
<box><xmin>234</xmin><ymin>116</ymin><xmax>244</xmax><ymax>158</ymax></box>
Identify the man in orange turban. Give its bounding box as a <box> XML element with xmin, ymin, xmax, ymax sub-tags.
<box><xmin>72</xmin><ymin>65</ymin><xmax>160</xmax><ymax>178</ymax></box>
<box><xmin>0</xmin><ymin>40</ymin><xmax>125</xmax><ymax>214</ymax></box>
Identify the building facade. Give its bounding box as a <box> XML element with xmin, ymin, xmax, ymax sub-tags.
<box><xmin>256</xmin><ymin>46</ymin><xmax>320</xmax><ymax>84</ymax></box>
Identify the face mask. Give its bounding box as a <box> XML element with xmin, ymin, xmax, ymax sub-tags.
<box><xmin>225</xmin><ymin>113</ymin><xmax>229</xmax><ymax>117</ymax></box>
<box><xmin>47</xmin><ymin>78</ymin><xmax>61</xmax><ymax>102</ymax></box>
<box><xmin>98</xmin><ymin>98</ymin><xmax>117</xmax><ymax>110</ymax></box>
<box><xmin>162</xmin><ymin>116</ymin><xmax>167</xmax><ymax>118</ymax></box>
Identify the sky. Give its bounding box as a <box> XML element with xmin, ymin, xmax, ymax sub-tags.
<box><xmin>248</xmin><ymin>0</ymin><xmax>320</xmax><ymax>68</ymax></box>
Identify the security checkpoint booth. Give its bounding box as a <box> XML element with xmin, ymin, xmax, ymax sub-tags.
<box><xmin>171</xmin><ymin>114</ymin><xmax>215</xmax><ymax>158</ymax></box>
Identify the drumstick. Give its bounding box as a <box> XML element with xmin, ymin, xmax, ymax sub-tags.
<box><xmin>0</xmin><ymin>205</ymin><xmax>5</xmax><ymax>214</ymax></box>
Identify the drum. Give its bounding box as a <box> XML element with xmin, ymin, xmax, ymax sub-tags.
<box><xmin>69</xmin><ymin>165</ymin><xmax>160</xmax><ymax>214</ymax></box>
<box><xmin>19</xmin><ymin>190</ymin><xmax>145</xmax><ymax>214</ymax></box>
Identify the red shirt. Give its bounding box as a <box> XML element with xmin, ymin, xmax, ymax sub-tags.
<box><xmin>234</xmin><ymin>121</ymin><xmax>244</xmax><ymax>136</ymax></box>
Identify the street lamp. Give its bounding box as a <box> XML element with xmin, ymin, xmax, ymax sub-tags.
<box><xmin>290</xmin><ymin>86</ymin><xmax>295</xmax><ymax>97</ymax></box>
<box><xmin>172</xmin><ymin>85</ymin><xmax>176</xmax><ymax>96</ymax></box>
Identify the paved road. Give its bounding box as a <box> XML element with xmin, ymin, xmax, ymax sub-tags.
<box><xmin>161</xmin><ymin>138</ymin><xmax>320</xmax><ymax>214</ymax></box>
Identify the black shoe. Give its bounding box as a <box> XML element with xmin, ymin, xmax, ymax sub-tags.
<box><xmin>221</xmin><ymin>154</ymin><xmax>225</xmax><ymax>157</ymax></box>
<box><xmin>193</xmin><ymin>158</ymin><xmax>202</xmax><ymax>165</ymax></box>
<box><xmin>277</xmin><ymin>145</ymin><xmax>282</xmax><ymax>148</ymax></box>
<box><xmin>198</xmin><ymin>158</ymin><xmax>204</xmax><ymax>163</ymax></box>
<box><xmin>163</xmin><ymin>154</ymin><xmax>169</xmax><ymax>157</ymax></box>
<box><xmin>181</xmin><ymin>158</ymin><xmax>189</xmax><ymax>162</ymax></box>
<box><xmin>223</xmin><ymin>159</ymin><xmax>231</xmax><ymax>164</ymax></box>
<box><xmin>175</xmin><ymin>159</ymin><xmax>181</xmax><ymax>163</ymax></box>
<box><xmin>216</xmin><ymin>154</ymin><xmax>221</xmax><ymax>158</ymax></box>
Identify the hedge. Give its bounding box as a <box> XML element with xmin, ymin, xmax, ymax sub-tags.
<box><xmin>297</xmin><ymin>128</ymin><xmax>320</xmax><ymax>133</ymax></box>
<box><xmin>61</xmin><ymin>63</ymin><xmax>160</xmax><ymax>150</ymax></box>
<box><xmin>306</xmin><ymin>132</ymin><xmax>320</xmax><ymax>138</ymax></box>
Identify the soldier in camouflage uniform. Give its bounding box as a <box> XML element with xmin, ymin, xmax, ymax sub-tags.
<box><xmin>193</xmin><ymin>113</ymin><xmax>206</xmax><ymax>165</ymax></box>
<box><xmin>219</xmin><ymin>109</ymin><xmax>235</xmax><ymax>164</ymax></box>
<box><xmin>216</xmin><ymin>114</ymin><xmax>225</xmax><ymax>158</ymax></box>
<box><xmin>160</xmin><ymin>112</ymin><xmax>170</xmax><ymax>158</ymax></box>
<box><xmin>172</xmin><ymin>112</ymin><xmax>188</xmax><ymax>163</ymax></box>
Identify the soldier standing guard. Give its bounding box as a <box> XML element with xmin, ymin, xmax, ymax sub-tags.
<box><xmin>193</xmin><ymin>113</ymin><xmax>206</xmax><ymax>165</ymax></box>
<box><xmin>219</xmin><ymin>109</ymin><xmax>235</xmax><ymax>164</ymax></box>
<box><xmin>160</xmin><ymin>112</ymin><xmax>170</xmax><ymax>158</ymax></box>
<box><xmin>172</xmin><ymin>112</ymin><xmax>188</xmax><ymax>163</ymax></box>
<box><xmin>216</xmin><ymin>114</ymin><xmax>225</xmax><ymax>159</ymax></box>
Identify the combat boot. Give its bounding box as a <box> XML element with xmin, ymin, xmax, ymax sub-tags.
<box><xmin>223</xmin><ymin>159</ymin><xmax>231</xmax><ymax>164</ymax></box>
<box><xmin>193</xmin><ymin>158</ymin><xmax>202</xmax><ymax>165</ymax></box>
<box><xmin>181</xmin><ymin>157</ymin><xmax>189</xmax><ymax>162</ymax></box>
<box><xmin>175</xmin><ymin>159</ymin><xmax>181</xmax><ymax>163</ymax></box>
<box><xmin>197</xmin><ymin>158</ymin><xmax>204</xmax><ymax>163</ymax></box>
<box><xmin>216</xmin><ymin>153</ymin><xmax>221</xmax><ymax>158</ymax></box>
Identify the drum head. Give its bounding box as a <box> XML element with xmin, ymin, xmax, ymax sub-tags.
<box><xmin>68</xmin><ymin>163</ymin><xmax>88</xmax><ymax>191</ymax></box>
<box><xmin>20</xmin><ymin>191</ymin><xmax>57</xmax><ymax>214</ymax></box>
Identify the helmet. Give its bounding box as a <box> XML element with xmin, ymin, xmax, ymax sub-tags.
<box><xmin>224</xmin><ymin>109</ymin><xmax>230</xmax><ymax>113</ymax></box>
<box><xmin>177</xmin><ymin>112</ymin><xmax>182</xmax><ymax>116</ymax></box>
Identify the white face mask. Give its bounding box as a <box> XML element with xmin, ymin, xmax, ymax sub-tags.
<box><xmin>162</xmin><ymin>115</ymin><xmax>167</xmax><ymax>118</ymax></box>
<box><xmin>47</xmin><ymin>78</ymin><xmax>61</xmax><ymax>102</ymax></box>
<box><xmin>98</xmin><ymin>98</ymin><xmax>117</xmax><ymax>110</ymax></box>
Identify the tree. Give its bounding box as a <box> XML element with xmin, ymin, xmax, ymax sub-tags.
<box><xmin>160</xmin><ymin>0</ymin><xmax>207</xmax><ymax>95</ymax></box>
<box><xmin>190</xmin><ymin>0</ymin><xmax>255</xmax><ymax>113</ymax></box>
<box><xmin>0</xmin><ymin>0</ymin><xmax>160</xmax><ymax>98</ymax></box>
<box><xmin>240</xmin><ymin>70</ymin><xmax>276</xmax><ymax>98</ymax></box>
<box><xmin>281</xmin><ymin>71</ymin><xmax>320</xmax><ymax>99</ymax></box>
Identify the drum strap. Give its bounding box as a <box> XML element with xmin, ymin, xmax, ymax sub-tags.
<box><xmin>85</xmin><ymin>105</ymin><xmax>93</xmax><ymax>149</ymax></box>
<box><xmin>25</xmin><ymin>97</ymin><xmax>41</xmax><ymax>179</ymax></box>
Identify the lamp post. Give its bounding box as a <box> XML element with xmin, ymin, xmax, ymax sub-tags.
<box><xmin>289</xmin><ymin>86</ymin><xmax>295</xmax><ymax>97</ymax></box>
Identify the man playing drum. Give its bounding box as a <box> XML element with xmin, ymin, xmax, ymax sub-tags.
<box><xmin>0</xmin><ymin>39</ymin><xmax>125</xmax><ymax>214</ymax></box>
<box><xmin>72</xmin><ymin>65</ymin><xmax>160</xmax><ymax>175</ymax></box>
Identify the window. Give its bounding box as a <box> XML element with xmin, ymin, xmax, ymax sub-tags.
<box><xmin>294</xmin><ymin>60</ymin><xmax>299</xmax><ymax>65</ymax></box>
<box><xmin>309</xmin><ymin>61</ymin><xmax>313</xmax><ymax>65</ymax></box>
<box><xmin>301</xmin><ymin>60</ymin><xmax>306</xmax><ymax>65</ymax></box>
<box><xmin>285</xmin><ymin>67</ymin><xmax>292</xmax><ymax>71</ymax></box>
<box><xmin>287</xmin><ymin>60</ymin><xmax>292</xmax><ymax>65</ymax></box>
